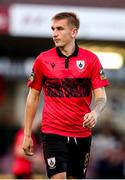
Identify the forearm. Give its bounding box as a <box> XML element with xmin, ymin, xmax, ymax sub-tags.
<box><xmin>83</xmin><ymin>95</ymin><xmax>107</xmax><ymax>128</ymax></box>
<box><xmin>93</xmin><ymin>96</ymin><xmax>107</xmax><ymax>115</ymax></box>
<box><xmin>24</xmin><ymin>102</ymin><xmax>37</xmax><ymax>137</ymax></box>
<box><xmin>24</xmin><ymin>90</ymin><xmax>40</xmax><ymax>137</ymax></box>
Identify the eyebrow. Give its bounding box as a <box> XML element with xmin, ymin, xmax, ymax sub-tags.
<box><xmin>51</xmin><ymin>26</ymin><xmax>64</xmax><ymax>30</ymax></box>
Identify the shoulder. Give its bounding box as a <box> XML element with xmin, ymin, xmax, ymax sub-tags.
<box><xmin>33</xmin><ymin>47</ymin><xmax>56</xmax><ymax>67</ymax></box>
<box><xmin>79</xmin><ymin>47</ymin><xmax>100</xmax><ymax>65</ymax></box>
<box><xmin>37</xmin><ymin>47</ymin><xmax>56</xmax><ymax>59</ymax></box>
<box><xmin>79</xmin><ymin>47</ymin><xmax>97</xmax><ymax>58</ymax></box>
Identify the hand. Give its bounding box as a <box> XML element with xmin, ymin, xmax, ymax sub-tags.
<box><xmin>22</xmin><ymin>136</ymin><xmax>34</xmax><ymax>156</ymax></box>
<box><xmin>83</xmin><ymin>110</ymin><xmax>98</xmax><ymax>129</ymax></box>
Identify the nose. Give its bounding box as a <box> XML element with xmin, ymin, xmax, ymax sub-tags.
<box><xmin>52</xmin><ymin>29</ymin><xmax>58</xmax><ymax>38</ymax></box>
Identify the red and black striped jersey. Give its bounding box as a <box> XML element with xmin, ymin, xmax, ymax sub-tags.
<box><xmin>28</xmin><ymin>44</ymin><xmax>109</xmax><ymax>137</ymax></box>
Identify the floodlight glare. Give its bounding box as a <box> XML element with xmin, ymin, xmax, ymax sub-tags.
<box><xmin>94</xmin><ymin>52</ymin><xmax>124</xmax><ymax>69</ymax></box>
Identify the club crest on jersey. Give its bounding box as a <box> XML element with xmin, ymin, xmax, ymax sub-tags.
<box><xmin>76</xmin><ymin>60</ymin><xmax>85</xmax><ymax>70</ymax></box>
<box><xmin>47</xmin><ymin>157</ymin><xmax>56</xmax><ymax>169</ymax></box>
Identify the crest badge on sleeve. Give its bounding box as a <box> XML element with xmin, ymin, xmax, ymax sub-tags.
<box><xmin>76</xmin><ymin>60</ymin><xmax>85</xmax><ymax>70</ymax></box>
<box><xmin>100</xmin><ymin>67</ymin><xmax>107</xmax><ymax>80</ymax></box>
<box><xmin>29</xmin><ymin>70</ymin><xmax>34</xmax><ymax>82</ymax></box>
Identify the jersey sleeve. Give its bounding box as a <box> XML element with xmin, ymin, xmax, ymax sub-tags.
<box><xmin>92</xmin><ymin>55</ymin><xmax>109</xmax><ymax>89</ymax></box>
<box><xmin>27</xmin><ymin>55</ymin><xmax>43</xmax><ymax>91</ymax></box>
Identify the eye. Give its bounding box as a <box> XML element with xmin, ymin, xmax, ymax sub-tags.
<box><xmin>51</xmin><ymin>26</ymin><xmax>54</xmax><ymax>31</ymax></box>
<box><xmin>57</xmin><ymin>27</ymin><xmax>64</xmax><ymax>30</ymax></box>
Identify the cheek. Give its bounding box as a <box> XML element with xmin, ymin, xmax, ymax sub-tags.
<box><xmin>63</xmin><ymin>32</ymin><xmax>72</xmax><ymax>40</ymax></box>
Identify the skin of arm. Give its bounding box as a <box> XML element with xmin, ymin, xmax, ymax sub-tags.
<box><xmin>22</xmin><ymin>88</ymin><xmax>40</xmax><ymax>156</ymax></box>
<box><xmin>83</xmin><ymin>87</ymin><xmax>107</xmax><ymax>129</ymax></box>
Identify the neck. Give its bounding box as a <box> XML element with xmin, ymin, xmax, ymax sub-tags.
<box><xmin>59</xmin><ymin>41</ymin><xmax>76</xmax><ymax>57</ymax></box>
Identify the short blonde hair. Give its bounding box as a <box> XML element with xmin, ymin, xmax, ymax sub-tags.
<box><xmin>52</xmin><ymin>12</ymin><xmax>80</xmax><ymax>29</ymax></box>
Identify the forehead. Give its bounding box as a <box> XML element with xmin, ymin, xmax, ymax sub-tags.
<box><xmin>51</xmin><ymin>19</ymin><xmax>69</xmax><ymax>27</ymax></box>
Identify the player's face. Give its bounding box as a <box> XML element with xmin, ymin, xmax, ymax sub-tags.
<box><xmin>51</xmin><ymin>19</ymin><xmax>77</xmax><ymax>48</ymax></box>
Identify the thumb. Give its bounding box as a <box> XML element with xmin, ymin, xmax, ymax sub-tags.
<box><xmin>26</xmin><ymin>152</ymin><xmax>34</xmax><ymax>156</ymax></box>
<box><xmin>84</xmin><ymin>113</ymin><xmax>89</xmax><ymax>120</ymax></box>
<box><xmin>25</xmin><ymin>147</ymin><xmax>34</xmax><ymax>156</ymax></box>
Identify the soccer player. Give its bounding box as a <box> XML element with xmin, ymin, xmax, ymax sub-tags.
<box><xmin>22</xmin><ymin>12</ymin><xmax>109</xmax><ymax>179</ymax></box>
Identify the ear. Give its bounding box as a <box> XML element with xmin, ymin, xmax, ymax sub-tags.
<box><xmin>71</xmin><ymin>28</ymin><xmax>78</xmax><ymax>38</ymax></box>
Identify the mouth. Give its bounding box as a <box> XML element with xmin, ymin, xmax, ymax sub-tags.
<box><xmin>53</xmin><ymin>39</ymin><xmax>60</xmax><ymax>43</ymax></box>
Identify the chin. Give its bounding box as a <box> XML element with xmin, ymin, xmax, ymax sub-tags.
<box><xmin>54</xmin><ymin>42</ymin><xmax>63</xmax><ymax>48</ymax></box>
<box><xmin>55</xmin><ymin>44</ymin><xmax>64</xmax><ymax>48</ymax></box>
<box><xmin>55</xmin><ymin>43</ymin><xmax>60</xmax><ymax>47</ymax></box>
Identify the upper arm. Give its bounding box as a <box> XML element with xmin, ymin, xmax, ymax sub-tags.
<box><xmin>91</xmin><ymin>55</ymin><xmax>109</xmax><ymax>89</ymax></box>
<box><xmin>28</xmin><ymin>56</ymin><xmax>43</xmax><ymax>91</ymax></box>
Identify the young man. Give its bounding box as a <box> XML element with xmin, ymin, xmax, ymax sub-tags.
<box><xmin>22</xmin><ymin>12</ymin><xmax>109</xmax><ymax>179</ymax></box>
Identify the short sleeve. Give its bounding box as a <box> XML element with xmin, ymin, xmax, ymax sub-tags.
<box><xmin>92</xmin><ymin>55</ymin><xmax>109</xmax><ymax>89</ymax></box>
<box><xmin>27</xmin><ymin>55</ymin><xmax>43</xmax><ymax>91</ymax></box>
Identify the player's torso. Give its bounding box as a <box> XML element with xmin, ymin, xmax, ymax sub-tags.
<box><xmin>40</xmin><ymin>48</ymin><xmax>94</xmax><ymax>137</ymax></box>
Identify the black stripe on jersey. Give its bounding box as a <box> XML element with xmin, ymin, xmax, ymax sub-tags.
<box><xmin>43</xmin><ymin>77</ymin><xmax>91</xmax><ymax>97</ymax></box>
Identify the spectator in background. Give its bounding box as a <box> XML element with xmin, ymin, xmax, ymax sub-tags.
<box><xmin>96</xmin><ymin>150</ymin><xmax>124</xmax><ymax>179</ymax></box>
<box><xmin>89</xmin><ymin>120</ymin><xmax>124</xmax><ymax>179</ymax></box>
<box><xmin>12</xmin><ymin>128</ymin><xmax>36</xmax><ymax>179</ymax></box>
<box><xmin>100</xmin><ymin>134</ymin><xmax>125</xmax><ymax>179</ymax></box>
<box><xmin>22</xmin><ymin>12</ymin><xmax>109</xmax><ymax>179</ymax></box>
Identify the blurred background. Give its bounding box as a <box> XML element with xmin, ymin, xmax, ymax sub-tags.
<box><xmin>0</xmin><ymin>0</ymin><xmax>125</xmax><ymax>179</ymax></box>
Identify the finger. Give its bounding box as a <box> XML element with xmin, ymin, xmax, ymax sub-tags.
<box><xmin>25</xmin><ymin>152</ymin><xmax>34</xmax><ymax>156</ymax></box>
<box><xmin>83</xmin><ymin>117</ymin><xmax>93</xmax><ymax>126</ymax></box>
<box><xmin>90</xmin><ymin>120</ymin><xmax>96</xmax><ymax>128</ymax></box>
<box><xmin>84</xmin><ymin>112</ymin><xmax>95</xmax><ymax>120</ymax></box>
<box><xmin>84</xmin><ymin>114</ymin><xmax>89</xmax><ymax>120</ymax></box>
<box><xmin>23</xmin><ymin>149</ymin><xmax>34</xmax><ymax>156</ymax></box>
<box><xmin>29</xmin><ymin>147</ymin><xmax>34</xmax><ymax>155</ymax></box>
<box><xmin>84</xmin><ymin>119</ymin><xmax>94</xmax><ymax>126</ymax></box>
<box><xmin>84</xmin><ymin>119</ymin><xmax>96</xmax><ymax>128</ymax></box>
<box><xmin>83</xmin><ymin>121</ymin><xmax>90</xmax><ymax>128</ymax></box>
